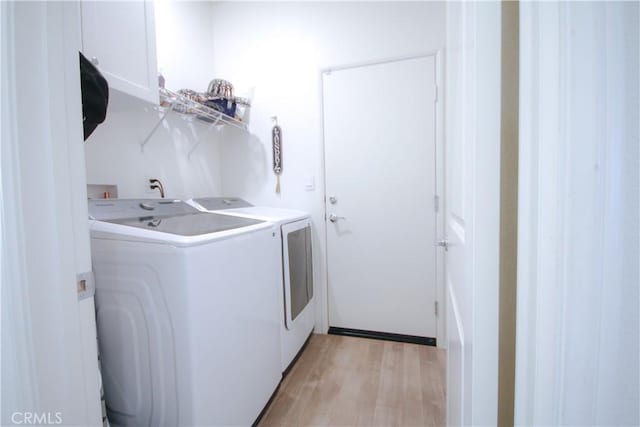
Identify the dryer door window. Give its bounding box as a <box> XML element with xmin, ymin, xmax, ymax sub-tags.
<box><xmin>282</xmin><ymin>219</ymin><xmax>313</xmax><ymax>328</ymax></box>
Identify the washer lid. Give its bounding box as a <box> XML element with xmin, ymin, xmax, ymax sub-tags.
<box><xmin>190</xmin><ymin>197</ymin><xmax>309</xmax><ymax>223</ymax></box>
<box><xmin>89</xmin><ymin>199</ymin><xmax>198</xmax><ymax>220</ymax></box>
<box><xmin>221</xmin><ymin>207</ymin><xmax>309</xmax><ymax>223</ymax></box>
<box><xmin>108</xmin><ymin>212</ymin><xmax>263</xmax><ymax>236</ymax></box>
<box><xmin>192</xmin><ymin>197</ymin><xmax>254</xmax><ymax>211</ymax></box>
<box><xmin>88</xmin><ymin>199</ymin><xmax>263</xmax><ymax>236</ymax></box>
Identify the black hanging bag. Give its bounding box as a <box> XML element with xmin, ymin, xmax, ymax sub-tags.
<box><xmin>79</xmin><ymin>52</ymin><xmax>109</xmax><ymax>140</ymax></box>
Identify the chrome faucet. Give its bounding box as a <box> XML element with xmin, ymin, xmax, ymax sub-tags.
<box><xmin>149</xmin><ymin>178</ymin><xmax>165</xmax><ymax>198</ymax></box>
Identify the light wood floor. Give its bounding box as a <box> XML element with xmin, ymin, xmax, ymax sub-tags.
<box><xmin>259</xmin><ymin>334</ymin><xmax>446</xmax><ymax>427</ymax></box>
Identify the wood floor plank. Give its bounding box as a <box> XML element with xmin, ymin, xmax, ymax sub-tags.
<box><xmin>259</xmin><ymin>334</ymin><xmax>446</xmax><ymax>427</ymax></box>
<box><xmin>354</xmin><ymin>337</ymin><xmax>384</xmax><ymax>426</ymax></box>
<box><xmin>418</xmin><ymin>345</ymin><xmax>447</xmax><ymax>426</ymax></box>
<box><xmin>372</xmin><ymin>341</ymin><xmax>404</xmax><ymax>426</ymax></box>
<box><xmin>260</xmin><ymin>335</ymin><xmax>329</xmax><ymax>426</ymax></box>
<box><xmin>401</xmin><ymin>342</ymin><xmax>427</xmax><ymax>426</ymax></box>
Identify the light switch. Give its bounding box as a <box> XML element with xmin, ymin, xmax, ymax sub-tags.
<box><xmin>305</xmin><ymin>176</ymin><xmax>315</xmax><ymax>191</ymax></box>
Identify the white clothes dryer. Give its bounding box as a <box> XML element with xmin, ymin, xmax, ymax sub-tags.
<box><xmin>88</xmin><ymin>199</ymin><xmax>282</xmax><ymax>426</ymax></box>
<box><xmin>189</xmin><ymin>198</ymin><xmax>315</xmax><ymax>373</ymax></box>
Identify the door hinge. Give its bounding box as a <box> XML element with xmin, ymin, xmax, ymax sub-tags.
<box><xmin>435</xmin><ymin>301</ymin><xmax>439</xmax><ymax>317</ymax></box>
<box><xmin>434</xmin><ymin>195</ymin><xmax>439</xmax><ymax>213</ymax></box>
<box><xmin>434</xmin><ymin>85</ymin><xmax>439</xmax><ymax>103</ymax></box>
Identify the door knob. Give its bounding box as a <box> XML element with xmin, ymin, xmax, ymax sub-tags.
<box><xmin>435</xmin><ymin>238</ymin><xmax>449</xmax><ymax>251</ymax></box>
<box><xmin>329</xmin><ymin>213</ymin><xmax>346</xmax><ymax>223</ymax></box>
<box><xmin>328</xmin><ymin>195</ymin><xmax>338</xmax><ymax>204</ymax></box>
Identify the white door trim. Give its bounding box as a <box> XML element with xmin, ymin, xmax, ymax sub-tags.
<box><xmin>318</xmin><ymin>51</ymin><xmax>446</xmax><ymax>347</ymax></box>
<box><xmin>1</xmin><ymin>2</ymin><xmax>102</xmax><ymax>425</ymax></box>
<box><xmin>515</xmin><ymin>2</ymin><xmax>639</xmax><ymax>425</ymax></box>
<box><xmin>1</xmin><ymin>1</ymin><xmax>39</xmax><ymax>417</ymax></box>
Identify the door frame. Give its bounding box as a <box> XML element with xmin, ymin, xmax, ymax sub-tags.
<box><xmin>318</xmin><ymin>51</ymin><xmax>446</xmax><ymax>347</ymax></box>
<box><xmin>515</xmin><ymin>2</ymin><xmax>640</xmax><ymax>424</ymax></box>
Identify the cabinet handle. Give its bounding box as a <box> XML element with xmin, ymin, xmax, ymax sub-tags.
<box><xmin>91</xmin><ymin>56</ymin><xmax>99</xmax><ymax>66</ymax></box>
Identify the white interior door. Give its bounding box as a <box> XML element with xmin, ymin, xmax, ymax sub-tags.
<box><xmin>323</xmin><ymin>56</ymin><xmax>438</xmax><ymax>340</ymax></box>
<box><xmin>445</xmin><ymin>2</ymin><xmax>503</xmax><ymax>425</ymax></box>
<box><xmin>1</xmin><ymin>2</ymin><xmax>102</xmax><ymax>425</ymax></box>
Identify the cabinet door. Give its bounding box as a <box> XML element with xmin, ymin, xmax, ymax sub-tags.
<box><xmin>80</xmin><ymin>0</ymin><xmax>158</xmax><ymax>104</ymax></box>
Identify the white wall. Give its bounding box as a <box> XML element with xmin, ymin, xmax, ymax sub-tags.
<box><xmin>209</xmin><ymin>1</ymin><xmax>446</xmax><ymax>332</ymax></box>
<box><xmin>85</xmin><ymin>92</ymin><xmax>226</xmax><ymax>199</ymax></box>
<box><xmin>155</xmin><ymin>0</ymin><xmax>214</xmax><ymax>93</ymax></box>
<box><xmin>85</xmin><ymin>1</ymin><xmax>223</xmax><ymax>200</ymax></box>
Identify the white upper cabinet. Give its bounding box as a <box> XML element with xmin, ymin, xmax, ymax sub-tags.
<box><xmin>80</xmin><ymin>0</ymin><xmax>159</xmax><ymax>104</ymax></box>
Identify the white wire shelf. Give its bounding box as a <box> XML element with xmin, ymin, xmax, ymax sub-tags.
<box><xmin>140</xmin><ymin>88</ymin><xmax>249</xmax><ymax>152</ymax></box>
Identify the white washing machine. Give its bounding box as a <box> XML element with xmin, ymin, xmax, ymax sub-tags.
<box><xmin>88</xmin><ymin>199</ymin><xmax>282</xmax><ymax>426</ymax></box>
<box><xmin>189</xmin><ymin>198</ymin><xmax>315</xmax><ymax>373</ymax></box>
